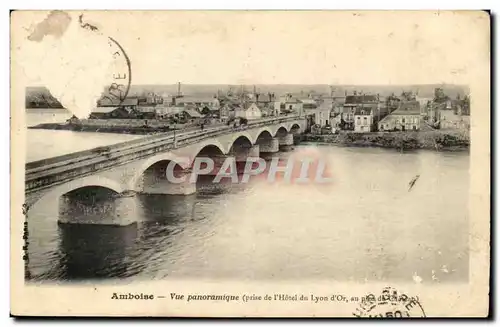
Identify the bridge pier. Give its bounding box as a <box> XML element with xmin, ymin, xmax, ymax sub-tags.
<box><xmin>259</xmin><ymin>138</ymin><xmax>279</xmax><ymax>153</ymax></box>
<box><xmin>58</xmin><ymin>190</ymin><xmax>138</xmax><ymax>226</ymax></box>
<box><xmin>278</xmin><ymin>134</ymin><xmax>294</xmax><ymax>151</ymax></box>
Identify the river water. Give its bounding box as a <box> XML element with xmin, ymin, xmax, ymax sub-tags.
<box><xmin>25</xmin><ymin>109</ymin><xmax>470</xmax><ymax>283</ymax></box>
<box><xmin>26</xmin><ymin>109</ymin><xmax>144</xmax><ymax>162</ymax></box>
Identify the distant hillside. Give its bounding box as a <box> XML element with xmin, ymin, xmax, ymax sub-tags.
<box><xmin>26</xmin><ymin>87</ymin><xmax>64</xmax><ymax>108</ymax></box>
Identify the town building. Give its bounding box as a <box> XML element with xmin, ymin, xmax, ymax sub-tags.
<box><xmin>97</xmin><ymin>97</ymin><xmax>139</xmax><ymax>110</ymax></box>
<box><xmin>310</xmin><ymin>102</ymin><xmax>332</xmax><ymax>127</ymax></box>
<box><xmin>352</xmin><ymin>104</ymin><xmax>390</xmax><ymax>133</ymax></box>
<box><xmin>354</xmin><ymin>106</ymin><xmax>375</xmax><ymax>133</ymax></box>
<box><xmin>378</xmin><ymin>101</ymin><xmax>421</xmax><ymax>131</ymax></box>
<box><xmin>235</xmin><ymin>102</ymin><xmax>262</xmax><ymax>120</ymax></box>
<box><xmin>134</xmin><ymin>106</ymin><xmax>158</xmax><ymax>119</ymax></box>
<box><xmin>91</xmin><ymin>98</ymin><xmax>140</xmax><ymax>119</ymax></box>
<box><xmin>330</xmin><ymin>112</ymin><xmax>342</xmax><ymax>128</ymax></box>
<box><xmin>440</xmin><ymin>109</ymin><xmax>470</xmax><ymax>130</ymax></box>
<box><xmin>339</xmin><ymin>94</ymin><xmax>378</xmax><ymax>130</ymax></box>
<box><xmin>174</xmin><ymin>95</ymin><xmax>220</xmax><ymax>108</ymax></box>
<box><xmin>180</xmin><ymin>108</ymin><xmax>203</xmax><ymax>124</ymax></box>
<box><xmin>415</xmin><ymin>96</ymin><xmax>433</xmax><ymax>116</ymax></box>
<box><xmin>428</xmin><ymin>102</ymin><xmax>445</xmax><ymax>126</ymax></box>
<box><xmin>200</xmin><ymin>106</ymin><xmax>220</xmax><ymax>117</ymax></box>
<box><xmin>89</xmin><ymin>106</ymin><xmax>135</xmax><ymax>119</ymax></box>
<box><xmin>255</xmin><ymin>93</ymin><xmax>276</xmax><ymax>105</ymax></box>
<box><xmin>298</xmin><ymin>98</ymin><xmax>318</xmax><ymax>110</ymax></box>
<box><xmin>281</xmin><ymin>97</ymin><xmax>304</xmax><ymax>115</ymax></box>
<box><xmin>218</xmin><ymin>103</ymin><xmax>234</xmax><ymax>122</ymax></box>
<box><xmin>260</xmin><ymin>105</ymin><xmax>275</xmax><ymax>117</ymax></box>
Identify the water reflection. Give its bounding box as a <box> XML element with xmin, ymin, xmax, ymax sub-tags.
<box><xmin>58</xmin><ymin>223</ymin><xmax>138</xmax><ymax>279</ymax></box>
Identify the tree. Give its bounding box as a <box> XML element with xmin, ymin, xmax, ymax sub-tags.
<box><xmin>434</xmin><ymin>88</ymin><xmax>448</xmax><ymax>103</ymax></box>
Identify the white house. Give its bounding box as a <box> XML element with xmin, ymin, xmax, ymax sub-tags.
<box><xmin>273</xmin><ymin>101</ymin><xmax>281</xmax><ymax>116</ymax></box>
<box><xmin>309</xmin><ymin>102</ymin><xmax>332</xmax><ymax>127</ymax></box>
<box><xmin>235</xmin><ymin>102</ymin><xmax>262</xmax><ymax>120</ymax></box>
<box><xmin>354</xmin><ymin>106</ymin><xmax>374</xmax><ymax>133</ymax></box>
<box><xmin>282</xmin><ymin>98</ymin><xmax>304</xmax><ymax>115</ymax></box>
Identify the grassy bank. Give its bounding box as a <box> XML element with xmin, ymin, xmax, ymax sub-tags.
<box><xmin>301</xmin><ymin>130</ymin><xmax>470</xmax><ymax>151</ymax></box>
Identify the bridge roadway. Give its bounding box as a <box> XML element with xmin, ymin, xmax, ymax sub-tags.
<box><xmin>25</xmin><ymin>115</ymin><xmax>306</xmax><ymax>225</ymax></box>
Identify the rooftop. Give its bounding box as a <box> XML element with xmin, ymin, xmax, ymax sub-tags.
<box><xmin>92</xmin><ymin>106</ymin><xmax>120</xmax><ymax>113</ymax></box>
<box><xmin>182</xmin><ymin>109</ymin><xmax>203</xmax><ymax>118</ymax></box>
<box><xmin>391</xmin><ymin>101</ymin><xmax>421</xmax><ymax>115</ymax></box>
<box><xmin>299</xmin><ymin>99</ymin><xmax>317</xmax><ymax>105</ymax></box>
<box><xmin>176</xmin><ymin>95</ymin><xmax>217</xmax><ymax>104</ymax></box>
<box><xmin>98</xmin><ymin>97</ymin><xmax>138</xmax><ymax>107</ymax></box>
<box><xmin>354</xmin><ymin>106</ymin><xmax>377</xmax><ymax>116</ymax></box>
<box><xmin>345</xmin><ymin>95</ymin><xmax>378</xmax><ymax>104</ymax></box>
<box><xmin>240</xmin><ymin>102</ymin><xmax>260</xmax><ymax>110</ymax></box>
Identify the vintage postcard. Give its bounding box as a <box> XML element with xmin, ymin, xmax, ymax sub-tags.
<box><xmin>10</xmin><ymin>10</ymin><xmax>490</xmax><ymax>317</ymax></box>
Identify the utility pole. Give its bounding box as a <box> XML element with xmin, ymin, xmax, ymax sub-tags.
<box><xmin>173</xmin><ymin>121</ymin><xmax>177</xmax><ymax>148</ymax></box>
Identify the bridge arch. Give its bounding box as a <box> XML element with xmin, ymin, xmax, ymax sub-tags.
<box><xmin>226</xmin><ymin>132</ymin><xmax>255</xmax><ymax>152</ymax></box>
<box><xmin>275</xmin><ymin>126</ymin><xmax>289</xmax><ymax>137</ymax></box>
<box><xmin>255</xmin><ymin>128</ymin><xmax>274</xmax><ymax>142</ymax></box>
<box><xmin>29</xmin><ymin>175</ymin><xmax>125</xmax><ymax>210</ymax></box>
<box><xmin>128</xmin><ymin>152</ymin><xmax>190</xmax><ymax>191</ymax></box>
<box><xmin>189</xmin><ymin>139</ymin><xmax>227</xmax><ymax>160</ymax></box>
<box><xmin>290</xmin><ymin>123</ymin><xmax>302</xmax><ymax>134</ymax></box>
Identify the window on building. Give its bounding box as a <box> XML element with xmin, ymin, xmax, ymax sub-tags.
<box><xmin>402</xmin><ymin>118</ymin><xmax>405</xmax><ymax>123</ymax></box>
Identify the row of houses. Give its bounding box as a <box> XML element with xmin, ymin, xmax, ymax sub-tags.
<box><xmin>90</xmin><ymin>91</ymin><xmax>329</xmax><ymax>123</ymax></box>
<box><xmin>89</xmin><ymin>88</ymin><xmax>470</xmax><ymax>133</ymax></box>
<box><xmin>427</xmin><ymin>94</ymin><xmax>471</xmax><ymax>130</ymax></box>
<box><xmin>89</xmin><ymin>95</ymin><xmax>267</xmax><ymax>125</ymax></box>
<box><xmin>326</xmin><ymin>89</ymin><xmax>470</xmax><ymax>133</ymax></box>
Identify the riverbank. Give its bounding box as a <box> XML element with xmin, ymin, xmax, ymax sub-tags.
<box><xmin>28</xmin><ymin>119</ymin><xmax>186</xmax><ymax>135</ymax></box>
<box><xmin>29</xmin><ymin>123</ymin><xmax>171</xmax><ymax>135</ymax></box>
<box><xmin>300</xmin><ymin>130</ymin><xmax>470</xmax><ymax>151</ymax></box>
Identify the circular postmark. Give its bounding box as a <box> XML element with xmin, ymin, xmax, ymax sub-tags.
<box><xmin>353</xmin><ymin>287</ymin><xmax>426</xmax><ymax>318</ymax></box>
<box><xmin>103</xmin><ymin>36</ymin><xmax>132</xmax><ymax>105</ymax></box>
<box><xmin>79</xmin><ymin>14</ymin><xmax>131</xmax><ymax>106</ymax></box>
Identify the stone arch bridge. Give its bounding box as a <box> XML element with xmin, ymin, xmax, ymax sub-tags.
<box><xmin>25</xmin><ymin>116</ymin><xmax>306</xmax><ymax>225</ymax></box>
